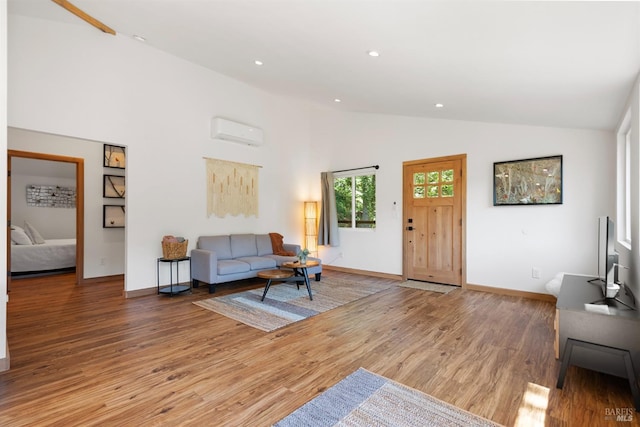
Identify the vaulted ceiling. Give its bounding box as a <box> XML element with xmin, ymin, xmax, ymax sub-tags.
<box><xmin>8</xmin><ymin>1</ymin><xmax>640</xmax><ymax>130</ymax></box>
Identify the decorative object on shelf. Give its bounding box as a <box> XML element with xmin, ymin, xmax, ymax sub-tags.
<box><xmin>304</xmin><ymin>201</ymin><xmax>318</xmax><ymax>256</ymax></box>
<box><xmin>103</xmin><ymin>205</ymin><xmax>125</xmax><ymax>228</ymax></box>
<box><xmin>297</xmin><ymin>247</ymin><xmax>310</xmax><ymax>264</ymax></box>
<box><xmin>493</xmin><ymin>155</ymin><xmax>562</xmax><ymax>206</ymax></box>
<box><xmin>161</xmin><ymin>235</ymin><xmax>188</xmax><ymax>259</ymax></box>
<box><xmin>104</xmin><ymin>144</ymin><xmax>126</xmax><ymax>169</ymax></box>
<box><xmin>103</xmin><ymin>174</ymin><xmax>125</xmax><ymax>198</ymax></box>
<box><xmin>205</xmin><ymin>157</ymin><xmax>260</xmax><ymax>218</ymax></box>
<box><xmin>26</xmin><ymin>184</ymin><xmax>76</xmax><ymax>208</ymax></box>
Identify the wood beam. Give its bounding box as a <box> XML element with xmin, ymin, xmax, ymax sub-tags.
<box><xmin>51</xmin><ymin>0</ymin><xmax>116</xmax><ymax>35</ymax></box>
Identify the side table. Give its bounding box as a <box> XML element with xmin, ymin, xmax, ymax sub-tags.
<box><xmin>157</xmin><ymin>256</ymin><xmax>192</xmax><ymax>296</ymax></box>
<box><xmin>281</xmin><ymin>260</ymin><xmax>319</xmax><ymax>300</ymax></box>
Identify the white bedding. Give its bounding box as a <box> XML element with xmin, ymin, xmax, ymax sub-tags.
<box><xmin>11</xmin><ymin>239</ymin><xmax>76</xmax><ymax>273</ymax></box>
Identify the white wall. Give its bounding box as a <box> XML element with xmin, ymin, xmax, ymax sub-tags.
<box><xmin>11</xmin><ymin>159</ymin><xmax>76</xmax><ymax>239</ymax></box>
<box><xmin>8</xmin><ymin>15</ymin><xmax>314</xmax><ymax>290</ymax></box>
<box><xmin>616</xmin><ymin>75</ymin><xmax>640</xmax><ymax>302</ymax></box>
<box><xmin>1</xmin><ymin>0</ymin><xmax>8</xmax><ymax>365</ymax></box>
<box><xmin>309</xmin><ymin>109</ymin><xmax>615</xmax><ymax>293</ymax></box>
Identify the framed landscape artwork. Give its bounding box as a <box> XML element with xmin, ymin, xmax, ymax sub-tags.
<box><xmin>103</xmin><ymin>205</ymin><xmax>125</xmax><ymax>228</ymax></box>
<box><xmin>494</xmin><ymin>155</ymin><xmax>563</xmax><ymax>206</ymax></box>
<box><xmin>104</xmin><ymin>144</ymin><xmax>126</xmax><ymax>169</ymax></box>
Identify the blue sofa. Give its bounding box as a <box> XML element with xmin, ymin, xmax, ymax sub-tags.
<box><xmin>190</xmin><ymin>233</ymin><xmax>322</xmax><ymax>293</ymax></box>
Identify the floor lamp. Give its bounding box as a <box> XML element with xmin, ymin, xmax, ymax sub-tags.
<box><xmin>304</xmin><ymin>201</ymin><xmax>318</xmax><ymax>257</ymax></box>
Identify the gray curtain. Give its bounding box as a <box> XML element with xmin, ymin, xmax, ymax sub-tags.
<box><xmin>318</xmin><ymin>172</ymin><xmax>340</xmax><ymax>247</ymax></box>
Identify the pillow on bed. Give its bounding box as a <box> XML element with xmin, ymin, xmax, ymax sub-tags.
<box><xmin>10</xmin><ymin>226</ymin><xmax>32</xmax><ymax>245</ymax></box>
<box><xmin>24</xmin><ymin>221</ymin><xmax>45</xmax><ymax>245</ymax></box>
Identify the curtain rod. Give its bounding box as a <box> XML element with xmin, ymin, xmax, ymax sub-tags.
<box><xmin>331</xmin><ymin>165</ymin><xmax>379</xmax><ymax>173</ymax></box>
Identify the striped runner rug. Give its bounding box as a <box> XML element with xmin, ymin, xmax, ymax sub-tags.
<box><xmin>275</xmin><ymin>368</ymin><xmax>503</xmax><ymax>426</ymax></box>
<box><xmin>193</xmin><ymin>276</ymin><xmax>393</xmax><ymax>332</ymax></box>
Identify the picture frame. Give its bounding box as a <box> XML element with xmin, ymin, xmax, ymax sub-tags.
<box><xmin>103</xmin><ymin>205</ymin><xmax>125</xmax><ymax>228</ymax></box>
<box><xmin>103</xmin><ymin>174</ymin><xmax>125</xmax><ymax>199</ymax></box>
<box><xmin>493</xmin><ymin>155</ymin><xmax>563</xmax><ymax>206</ymax></box>
<box><xmin>104</xmin><ymin>144</ymin><xmax>126</xmax><ymax>169</ymax></box>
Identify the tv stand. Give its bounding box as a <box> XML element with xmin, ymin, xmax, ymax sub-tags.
<box><xmin>586</xmin><ymin>279</ymin><xmax>637</xmax><ymax>311</ymax></box>
<box><xmin>590</xmin><ymin>297</ymin><xmax>637</xmax><ymax>311</ymax></box>
<box><xmin>556</xmin><ymin>275</ymin><xmax>640</xmax><ymax>410</ymax></box>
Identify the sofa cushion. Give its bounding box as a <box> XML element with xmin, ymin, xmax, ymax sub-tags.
<box><xmin>256</xmin><ymin>234</ymin><xmax>273</xmax><ymax>256</ymax></box>
<box><xmin>236</xmin><ymin>256</ymin><xmax>276</xmax><ymax>270</ymax></box>
<box><xmin>264</xmin><ymin>254</ymin><xmax>298</xmax><ymax>267</ymax></box>
<box><xmin>217</xmin><ymin>259</ymin><xmax>251</xmax><ymax>275</ymax></box>
<box><xmin>230</xmin><ymin>234</ymin><xmax>258</xmax><ymax>258</ymax></box>
<box><xmin>198</xmin><ymin>235</ymin><xmax>232</xmax><ymax>260</ymax></box>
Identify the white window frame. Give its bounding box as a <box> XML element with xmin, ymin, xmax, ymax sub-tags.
<box><xmin>333</xmin><ymin>169</ymin><xmax>377</xmax><ymax>230</ymax></box>
<box><xmin>617</xmin><ymin>109</ymin><xmax>632</xmax><ymax>248</ymax></box>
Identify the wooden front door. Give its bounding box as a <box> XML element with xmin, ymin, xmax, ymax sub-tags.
<box><xmin>403</xmin><ymin>155</ymin><xmax>465</xmax><ymax>285</ymax></box>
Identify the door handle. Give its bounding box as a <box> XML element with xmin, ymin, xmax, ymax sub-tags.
<box><xmin>406</xmin><ymin>226</ymin><xmax>413</xmax><ymax>231</ymax></box>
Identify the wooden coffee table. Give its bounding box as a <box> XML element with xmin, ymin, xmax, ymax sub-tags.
<box><xmin>258</xmin><ymin>269</ymin><xmax>294</xmax><ymax>301</ymax></box>
<box><xmin>281</xmin><ymin>260</ymin><xmax>319</xmax><ymax>301</ymax></box>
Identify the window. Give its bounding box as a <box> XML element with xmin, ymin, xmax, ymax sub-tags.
<box><xmin>334</xmin><ymin>172</ymin><xmax>376</xmax><ymax>229</ymax></box>
<box><xmin>617</xmin><ymin>109</ymin><xmax>632</xmax><ymax>246</ymax></box>
<box><xmin>412</xmin><ymin>168</ymin><xmax>454</xmax><ymax>199</ymax></box>
<box><xmin>624</xmin><ymin>129</ymin><xmax>631</xmax><ymax>243</ymax></box>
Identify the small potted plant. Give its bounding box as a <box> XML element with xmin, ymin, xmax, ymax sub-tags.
<box><xmin>297</xmin><ymin>248</ymin><xmax>310</xmax><ymax>264</ymax></box>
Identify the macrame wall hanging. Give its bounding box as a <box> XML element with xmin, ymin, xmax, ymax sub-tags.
<box><xmin>205</xmin><ymin>157</ymin><xmax>260</xmax><ymax>218</ymax></box>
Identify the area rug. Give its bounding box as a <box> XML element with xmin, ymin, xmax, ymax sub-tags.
<box><xmin>398</xmin><ymin>280</ymin><xmax>458</xmax><ymax>294</ymax></box>
<box><xmin>193</xmin><ymin>277</ymin><xmax>393</xmax><ymax>332</ymax></box>
<box><xmin>274</xmin><ymin>368</ymin><xmax>502</xmax><ymax>427</ymax></box>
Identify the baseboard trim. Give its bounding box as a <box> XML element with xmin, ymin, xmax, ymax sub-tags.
<box><xmin>466</xmin><ymin>282</ymin><xmax>556</xmax><ymax>302</ymax></box>
<box><xmin>82</xmin><ymin>274</ymin><xmax>124</xmax><ymax>285</ymax></box>
<box><xmin>323</xmin><ymin>265</ymin><xmax>402</xmax><ymax>281</ymax></box>
<box><xmin>125</xmin><ymin>287</ymin><xmax>157</xmax><ymax>298</ymax></box>
<box><xmin>0</xmin><ymin>341</ymin><xmax>10</xmax><ymax>372</ymax></box>
<box><xmin>324</xmin><ymin>266</ymin><xmax>554</xmax><ymax>301</ymax></box>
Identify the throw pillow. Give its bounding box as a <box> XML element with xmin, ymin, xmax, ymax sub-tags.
<box><xmin>24</xmin><ymin>221</ymin><xmax>46</xmax><ymax>244</ymax></box>
<box><xmin>11</xmin><ymin>227</ymin><xmax>32</xmax><ymax>245</ymax></box>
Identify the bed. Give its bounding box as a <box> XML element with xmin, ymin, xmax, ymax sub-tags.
<box><xmin>11</xmin><ymin>239</ymin><xmax>76</xmax><ymax>274</ymax></box>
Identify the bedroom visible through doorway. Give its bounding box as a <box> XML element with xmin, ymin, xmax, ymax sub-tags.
<box><xmin>7</xmin><ymin>150</ymin><xmax>85</xmax><ymax>286</ymax></box>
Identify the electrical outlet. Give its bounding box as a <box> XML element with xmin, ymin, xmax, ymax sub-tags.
<box><xmin>532</xmin><ymin>268</ymin><xmax>541</xmax><ymax>279</ymax></box>
<box><xmin>100</xmin><ymin>258</ymin><xmax>106</xmax><ymax>266</ymax></box>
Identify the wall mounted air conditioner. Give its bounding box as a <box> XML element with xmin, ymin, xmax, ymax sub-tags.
<box><xmin>211</xmin><ymin>117</ymin><xmax>264</xmax><ymax>146</ymax></box>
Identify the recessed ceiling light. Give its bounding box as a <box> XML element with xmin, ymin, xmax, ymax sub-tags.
<box><xmin>435</xmin><ymin>103</ymin><xmax>444</xmax><ymax>108</ymax></box>
<box><xmin>334</xmin><ymin>98</ymin><xmax>342</xmax><ymax>103</ymax></box>
<box><xmin>254</xmin><ymin>60</ymin><xmax>263</xmax><ymax>66</ymax></box>
<box><xmin>132</xmin><ymin>35</ymin><xmax>146</xmax><ymax>42</ymax></box>
<box><xmin>367</xmin><ymin>50</ymin><xmax>380</xmax><ymax>57</ymax></box>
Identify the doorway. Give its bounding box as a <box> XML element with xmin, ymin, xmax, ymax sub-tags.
<box><xmin>7</xmin><ymin>150</ymin><xmax>84</xmax><ymax>286</ymax></box>
<box><xmin>403</xmin><ymin>154</ymin><xmax>466</xmax><ymax>286</ymax></box>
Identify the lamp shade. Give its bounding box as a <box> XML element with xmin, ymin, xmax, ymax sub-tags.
<box><xmin>304</xmin><ymin>201</ymin><xmax>317</xmax><ymax>219</ymax></box>
<box><xmin>304</xmin><ymin>201</ymin><xmax>318</xmax><ymax>254</ymax></box>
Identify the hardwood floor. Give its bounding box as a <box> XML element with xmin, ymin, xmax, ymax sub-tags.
<box><xmin>0</xmin><ymin>271</ymin><xmax>636</xmax><ymax>426</ymax></box>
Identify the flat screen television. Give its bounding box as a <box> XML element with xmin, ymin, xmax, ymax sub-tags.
<box><xmin>590</xmin><ymin>216</ymin><xmax>636</xmax><ymax>310</ymax></box>
<box><xmin>597</xmin><ymin>215</ymin><xmax>618</xmax><ymax>289</ymax></box>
